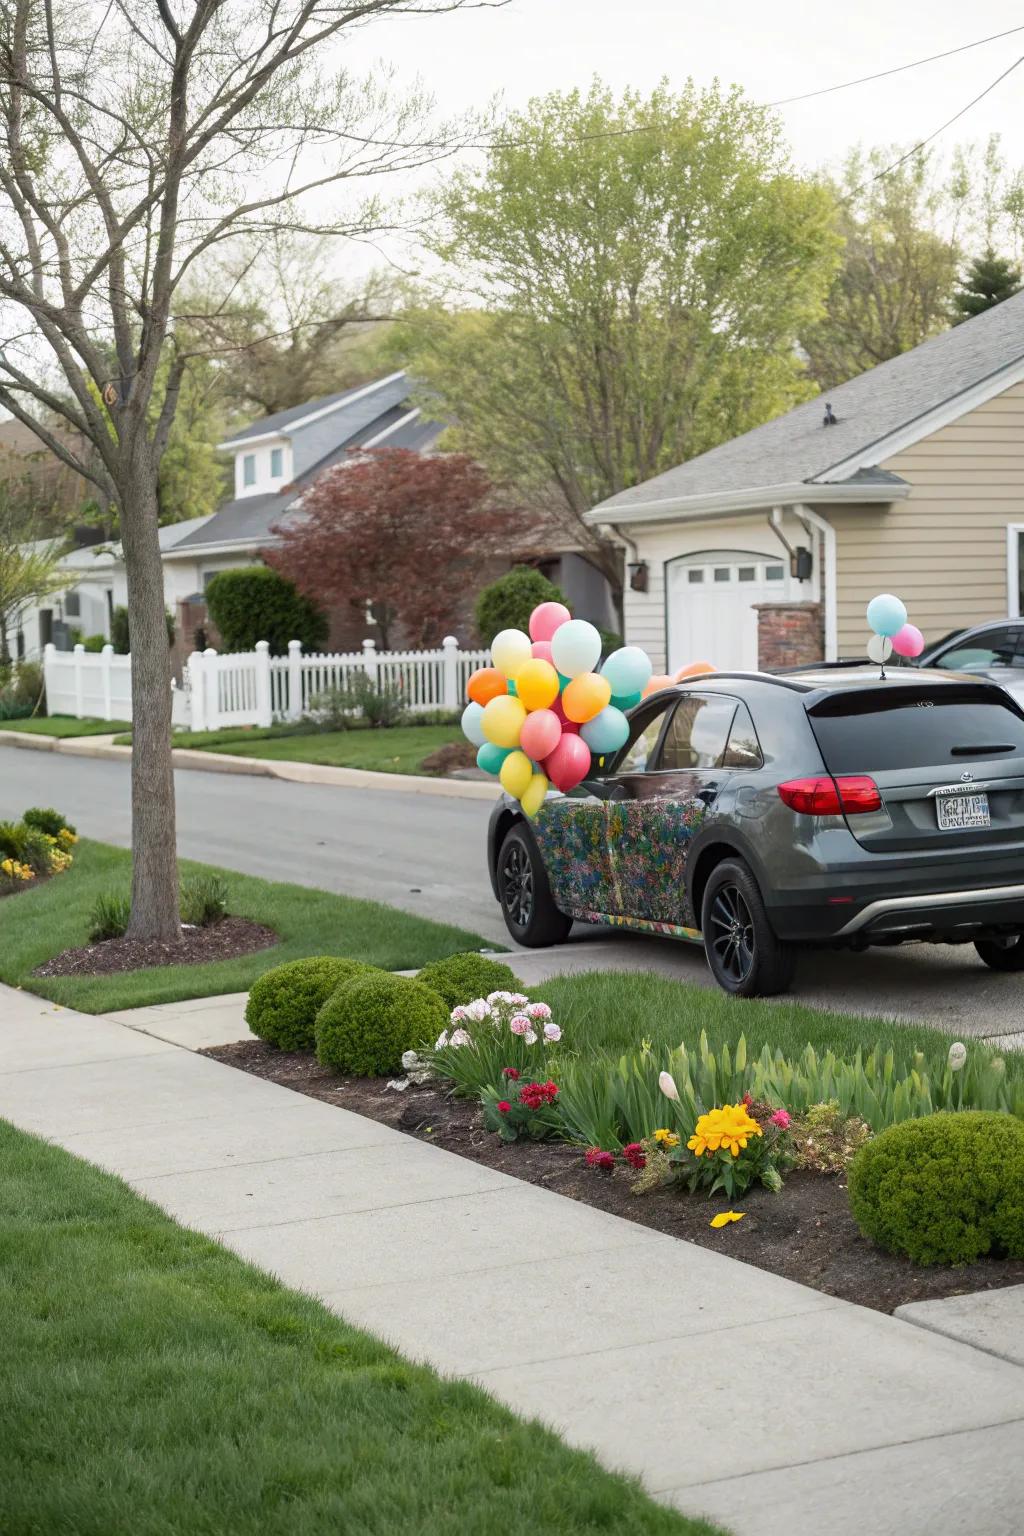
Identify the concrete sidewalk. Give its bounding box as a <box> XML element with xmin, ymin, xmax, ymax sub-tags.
<box><xmin>3</xmin><ymin>982</ymin><xmax>1023</xmax><ymax>1536</ymax></box>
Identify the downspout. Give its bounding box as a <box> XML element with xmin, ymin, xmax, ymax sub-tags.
<box><xmin>788</xmin><ymin>504</ymin><xmax>837</xmax><ymax>662</ymax></box>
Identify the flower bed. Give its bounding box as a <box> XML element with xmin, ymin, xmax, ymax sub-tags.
<box><xmin>0</xmin><ymin>807</ymin><xmax>77</xmax><ymax>897</ymax></box>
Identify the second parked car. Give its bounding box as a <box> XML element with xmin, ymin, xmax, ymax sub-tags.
<box><xmin>488</xmin><ymin>666</ymin><xmax>1024</xmax><ymax>996</ymax></box>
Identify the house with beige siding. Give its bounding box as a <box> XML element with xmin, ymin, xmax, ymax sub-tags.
<box><xmin>585</xmin><ymin>292</ymin><xmax>1024</xmax><ymax>673</ymax></box>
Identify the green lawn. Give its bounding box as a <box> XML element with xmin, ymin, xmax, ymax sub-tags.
<box><xmin>0</xmin><ymin>1120</ymin><xmax>717</xmax><ymax>1536</ymax></box>
<box><xmin>113</xmin><ymin>721</ymin><xmax>466</xmax><ymax>775</ymax></box>
<box><xmin>534</xmin><ymin>968</ymin><xmax>1023</xmax><ymax>1067</ymax></box>
<box><xmin>0</xmin><ymin>714</ymin><xmax>130</xmax><ymax>737</ymax></box>
<box><xmin>0</xmin><ymin>838</ymin><xmax>492</xmax><ymax>1013</ymax></box>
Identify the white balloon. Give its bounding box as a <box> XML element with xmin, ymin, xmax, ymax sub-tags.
<box><xmin>550</xmin><ymin>619</ymin><xmax>602</xmax><ymax>679</ymax></box>
<box><xmin>866</xmin><ymin>634</ymin><xmax>893</xmax><ymax>664</ymax></box>
<box><xmin>461</xmin><ymin>701</ymin><xmax>486</xmax><ymax>746</ymax></box>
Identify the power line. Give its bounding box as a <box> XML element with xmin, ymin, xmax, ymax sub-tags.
<box><xmin>869</xmin><ymin>51</ymin><xmax>1024</xmax><ymax>184</ymax></box>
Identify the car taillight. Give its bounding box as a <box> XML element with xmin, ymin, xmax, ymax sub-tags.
<box><xmin>777</xmin><ymin>775</ymin><xmax>881</xmax><ymax>816</ymax></box>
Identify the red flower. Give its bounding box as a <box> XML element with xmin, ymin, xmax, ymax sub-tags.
<box><xmin>496</xmin><ymin>1100</ymin><xmax>512</xmax><ymax>1114</ymax></box>
<box><xmin>502</xmin><ymin>1067</ymin><xmax>521</xmax><ymax>1080</ymax></box>
<box><xmin>622</xmin><ymin>1142</ymin><xmax>647</xmax><ymax>1170</ymax></box>
<box><xmin>742</xmin><ymin>1092</ymin><xmax>754</xmax><ymax>1109</ymax></box>
<box><xmin>585</xmin><ymin>1148</ymin><xmax>615</xmax><ymax>1171</ymax></box>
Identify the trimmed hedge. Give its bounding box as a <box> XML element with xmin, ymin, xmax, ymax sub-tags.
<box><xmin>245</xmin><ymin>956</ymin><xmax>375</xmax><ymax>1051</ymax></box>
<box><xmin>205</xmin><ymin>566</ymin><xmax>327</xmax><ymax>656</ymax></box>
<box><xmin>474</xmin><ymin>566</ymin><xmax>566</xmax><ymax>646</ymax></box>
<box><xmin>315</xmin><ymin>972</ymin><xmax>448</xmax><ymax>1077</ymax></box>
<box><xmin>848</xmin><ymin>1111</ymin><xmax>1024</xmax><ymax>1266</ymax></box>
<box><xmin>415</xmin><ymin>952</ymin><xmax>521</xmax><ymax>1010</ymax></box>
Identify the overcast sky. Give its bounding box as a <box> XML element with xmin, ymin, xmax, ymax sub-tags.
<box><xmin>348</xmin><ymin>0</ymin><xmax>1024</xmax><ymax>169</ymax></box>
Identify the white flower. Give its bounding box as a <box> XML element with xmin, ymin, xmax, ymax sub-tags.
<box><xmin>450</xmin><ymin>1005</ymin><xmax>468</xmax><ymax>1023</ymax></box>
<box><xmin>486</xmin><ymin>990</ymin><xmax>514</xmax><ymax>1005</ymax></box>
<box><xmin>527</xmin><ymin>1002</ymin><xmax>552</xmax><ymax>1020</ymax></box>
<box><xmin>659</xmin><ymin>1070</ymin><xmax>680</xmax><ymax>1102</ymax></box>
<box><xmin>510</xmin><ymin>993</ymin><xmax>530</xmax><ymax>1006</ymax></box>
<box><xmin>543</xmin><ymin>1022</ymin><xmax>562</xmax><ymax>1042</ymax></box>
<box><xmin>510</xmin><ymin>1017</ymin><xmax>530</xmax><ymax>1036</ymax></box>
<box><xmin>948</xmin><ymin>1042</ymin><xmax>967</xmax><ymax>1072</ymax></box>
<box><xmin>466</xmin><ymin>999</ymin><xmax>490</xmax><ymax>1023</ymax></box>
<box><xmin>450</xmin><ymin>1028</ymin><xmax>472</xmax><ymax>1048</ymax></box>
<box><xmin>434</xmin><ymin>1031</ymin><xmax>449</xmax><ymax>1051</ymax></box>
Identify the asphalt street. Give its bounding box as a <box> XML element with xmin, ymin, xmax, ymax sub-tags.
<box><xmin>3</xmin><ymin>745</ymin><xmax>1022</xmax><ymax>1041</ymax></box>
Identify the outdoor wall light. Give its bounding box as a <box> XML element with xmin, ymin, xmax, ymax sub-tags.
<box><xmin>628</xmin><ymin>560</ymin><xmax>649</xmax><ymax>593</ymax></box>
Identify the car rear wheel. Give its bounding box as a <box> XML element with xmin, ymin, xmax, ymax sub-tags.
<box><xmin>974</xmin><ymin>934</ymin><xmax>1024</xmax><ymax>971</ymax></box>
<box><xmin>701</xmin><ymin>858</ymin><xmax>795</xmax><ymax>998</ymax></box>
<box><xmin>497</xmin><ymin>824</ymin><xmax>572</xmax><ymax>948</ymax></box>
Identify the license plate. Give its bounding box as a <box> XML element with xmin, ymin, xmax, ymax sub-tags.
<box><xmin>936</xmin><ymin>793</ymin><xmax>990</xmax><ymax>831</ymax></box>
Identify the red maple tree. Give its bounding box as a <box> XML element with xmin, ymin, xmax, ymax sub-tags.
<box><xmin>267</xmin><ymin>448</ymin><xmax>514</xmax><ymax>648</ymax></box>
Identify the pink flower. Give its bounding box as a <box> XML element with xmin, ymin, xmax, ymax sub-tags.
<box><xmin>543</xmin><ymin>1022</ymin><xmax>561</xmax><ymax>1042</ymax></box>
<box><xmin>450</xmin><ymin>1005</ymin><xmax>468</xmax><ymax>1023</ymax></box>
<box><xmin>526</xmin><ymin>1001</ymin><xmax>552</xmax><ymax>1020</ymax></box>
<box><xmin>497</xmin><ymin>1100</ymin><xmax>512</xmax><ymax>1114</ymax></box>
<box><xmin>585</xmin><ymin>1148</ymin><xmax>615</xmax><ymax>1171</ymax></box>
<box><xmin>770</xmin><ymin>1109</ymin><xmax>792</xmax><ymax>1129</ymax></box>
<box><xmin>509</xmin><ymin>993</ymin><xmax>530</xmax><ymax>1006</ymax></box>
<box><xmin>449</xmin><ymin>1028</ymin><xmax>472</xmax><ymax>1048</ymax></box>
<box><xmin>622</xmin><ymin>1142</ymin><xmax>647</xmax><ymax>1170</ymax></box>
<box><xmin>509</xmin><ymin>1014</ymin><xmax>531</xmax><ymax>1035</ymax></box>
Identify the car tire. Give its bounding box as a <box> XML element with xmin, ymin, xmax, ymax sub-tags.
<box><xmin>974</xmin><ymin>934</ymin><xmax>1024</xmax><ymax>971</ymax></box>
<box><xmin>496</xmin><ymin>823</ymin><xmax>572</xmax><ymax>948</ymax></box>
<box><xmin>701</xmin><ymin>858</ymin><xmax>795</xmax><ymax>998</ymax></box>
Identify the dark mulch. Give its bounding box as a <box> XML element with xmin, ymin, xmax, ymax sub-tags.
<box><xmin>203</xmin><ymin>1038</ymin><xmax>1024</xmax><ymax>1314</ymax></box>
<box><xmin>420</xmin><ymin>741</ymin><xmax>477</xmax><ymax>776</ymax></box>
<box><xmin>34</xmin><ymin>917</ymin><xmax>278</xmax><ymax>978</ymax></box>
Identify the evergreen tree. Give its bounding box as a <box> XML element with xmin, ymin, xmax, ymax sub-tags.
<box><xmin>952</xmin><ymin>250</ymin><xmax>1022</xmax><ymax>323</ymax></box>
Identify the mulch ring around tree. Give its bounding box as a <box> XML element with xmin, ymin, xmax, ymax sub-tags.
<box><xmin>203</xmin><ymin>1038</ymin><xmax>1024</xmax><ymax>1316</ymax></box>
<box><xmin>34</xmin><ymin>918</ymin><xmax>278</xmax><ymax>978</ymax></box>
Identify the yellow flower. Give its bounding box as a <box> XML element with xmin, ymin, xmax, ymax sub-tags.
<box><xmin>688</xmin><ymin>1105</ymin><xmax>762</xmax><ymax>1160</ymax></box>
<box><xmin>654</xmin><ymin>1128</ymin><xmax>679</xmax><ymax>1148</ymax></box>
<box><xmin>710</xmin><ymin>1211</ymin><xmax>745</xmax><ymax>1229</ymax></box>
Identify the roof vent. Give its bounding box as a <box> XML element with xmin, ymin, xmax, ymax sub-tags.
<box><xmin>823</xmin><ymin>403</ymin><xmax>838</xmax><ymax>427</ymax></box>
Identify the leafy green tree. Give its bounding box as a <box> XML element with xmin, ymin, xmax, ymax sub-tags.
<box><xmin>801</xmin><ymin>149</ymin><xmax>963</xmax><ymax>388</ymax></box>
<box><xmin>153</xmin><ymin>354</ymin><xmax>228</xmax><ymax>524</ymax></box>
<box><xmin>205</xmin><ymin>567</ymin><xmax>327</xmax><ymax>656</ymax></box>
<box><xmin>0</xmin><ymin>474</ymin><xmax>67</xmax><ymax>668</ymax></box>
<box><xmin>474</xmin><ymin>566</ymin><xmax>565</xmax><ymax>645</ymax></box>
<box><xmin>398</xmin><ymin>80</ymin><xmax>840</xmax><ymax>595</ymax></box>
<box><xmin>952</xmin><ymin>249</ymin><xmax>1022</xmax><ymax>323</ymax></box>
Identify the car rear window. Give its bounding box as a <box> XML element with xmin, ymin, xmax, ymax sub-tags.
<box><xmin>807</xmin><ymin>687</ymin><xmax>1024</xmax><ymax>773</ymax></box>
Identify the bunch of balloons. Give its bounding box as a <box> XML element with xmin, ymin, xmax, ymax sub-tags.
<box><xmin>460</xmin><ymin>602</ymin><xmax>657</xmax><ymax>815</ymax></box>
<box><xmin>865</xmin><ymin>593</ymin><xmax>924</xmax><ymax>664</ymax></box>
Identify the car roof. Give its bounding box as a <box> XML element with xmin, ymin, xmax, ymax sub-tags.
<box><xmin>647</xmin><ymin>665</ymin><xmax>1010</xmax><ymax>703</ymax></box>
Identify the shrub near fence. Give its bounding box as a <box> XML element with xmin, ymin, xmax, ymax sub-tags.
<box><xmin>44</xmin><ymin>637</ymin><xmax>488</xmax><ymax>731</ymax></box>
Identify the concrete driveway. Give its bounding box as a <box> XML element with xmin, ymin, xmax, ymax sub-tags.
<box><xmin>3</xmin><ymin>746</ymin><xmax>1022</xmax><ymax>1040</ymax></box>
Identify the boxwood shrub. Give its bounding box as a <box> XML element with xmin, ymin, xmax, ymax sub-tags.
<box><xmin>848</xmin><ymin>1111</ymin><xmax>1024</xmax><ymax>1265</ymax></box>
<box><xmin>415</xmin><ymin>952</ymin><xmax>521</xmax><ymax>1010</ymax></box>
<box><xmin>315</xmin><ymin>972</ymin><xmax>448</xmax><ymax>1077</ymax></box>
<box><xmin>245</xmin><ymin>956</ymin><xmax>375</xmax><ymax>1051</ymax></box>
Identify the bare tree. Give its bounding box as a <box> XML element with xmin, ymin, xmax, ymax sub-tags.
<box><xmin>0</xmin><ymin>0</ymin><xmax>499</xmax><ymax>940</ymax></box>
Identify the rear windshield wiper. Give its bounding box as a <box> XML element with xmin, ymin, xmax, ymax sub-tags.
<box><xmin>950</xmin><ymin>744</ymin><xmax>1018</xmax><ymax>756</ymax></box>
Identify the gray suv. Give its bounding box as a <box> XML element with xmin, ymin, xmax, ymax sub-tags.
<box><xmin>487</xmin><ymin>666</ymin><xmax>1024</xmax><ymax>997</ymax></box>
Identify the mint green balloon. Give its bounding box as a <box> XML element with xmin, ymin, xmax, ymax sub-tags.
<box><xmin>477</xmin><ymin>742</ymin><xmax>512</xmax><ymax>775</ymax></box>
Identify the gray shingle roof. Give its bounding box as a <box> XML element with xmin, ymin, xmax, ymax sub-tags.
<box><xmin>220</xmin><ymin>373</ymin><xmax>406</xmax><ymax>445</ymax></box>
<box><xmin>589</xmin><ymin>290</ymin><xmax>1024</xmax><ymax>517</ymax></box>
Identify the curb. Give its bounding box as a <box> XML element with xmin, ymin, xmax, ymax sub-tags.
<box><xmin>0</xmin><ymin>730</ymin><xmax>500</xmax><ymax>800</ymax></box>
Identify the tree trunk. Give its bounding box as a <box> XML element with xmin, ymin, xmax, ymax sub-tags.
<box><xmin>118</xmin><ymin>446</ymin><xmax>180</xmax><ymax>942</ymax></box>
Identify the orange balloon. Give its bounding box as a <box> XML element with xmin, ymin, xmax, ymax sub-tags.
<box><xmin>642</xmin><ymin>673</ymin><xmax>674</xmax><ymax>698</ymax></box>
<box><xmin>562</xmin><ymin>671</ymin><xmax>612</xmax><ymax>723</ymax></box>
<box><xmin>674</xmin><ymin>661</ymin><xmax>716</xmax><ymax>681</ymax></box>
<box><xmin>467</xmin><ymin>666</ymin><xmax>507</xmax><ymax>707</ymax></box>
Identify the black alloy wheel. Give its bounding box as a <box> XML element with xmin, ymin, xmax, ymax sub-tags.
<box><xmin>701</xmin><ymin>857</ymin><xmax>795</xmax><ymax>998</ymax></box>
<box><xmin>706</xmin><ymin>882</ymin><xmax>755</xmax><ymax>988</ymax></box>
<box><xmin>497</xmin><ymin>825</ymin><xmax>572</xmax><ymax>948</ymax></box>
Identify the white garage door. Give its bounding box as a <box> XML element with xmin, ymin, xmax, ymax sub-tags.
<box><xmin>667</xmin><ymin>553</ymin><xmax>788</xmax><ymax>673</ymax></box>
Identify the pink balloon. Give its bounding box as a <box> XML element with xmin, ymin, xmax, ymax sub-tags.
<box><xmin>892</xmin><ymin>623</ymin><xmax>924</xmax><ymax>659</ymax></box>
<box><xmin>531</xmin><ymin>639</ymin><xmax>554</xmax><ymax>663</ymax></box>
<box><xmin>550</xmin><ymin>694</ymin><xmax>580</xmax><ymax>733</ymax></box>
<box><xmin>529</xmin><ymin>601</ymin><xmax>572</xmax><ymax>643</ymax></box>
<box><xmin>520</xmin><ymin>708</ymin><xmax>562</xmax><ymax>762</ymax></box>
<box><xmin>545</xmin><ymin>731</ymin><xmax>592</xmax><ymax>792</ymax></box>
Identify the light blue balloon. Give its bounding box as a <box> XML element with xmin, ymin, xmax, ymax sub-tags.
<box><xmin>610</xmin><ymin>689</ymin><xmax>643</xmax><ymax>712</ymax></box>
<box><xmin>461</xmin><ymin>701</ymin><xmax>486</xmax><ymax>746</ymax></box>
<box><xmin>580</xmin><ymin>705</ymin><xmax>630</xmax><ymax>756</ymax></box>
<box><xmin>602</xmin><ymin>645</ymin><xmax>653</xmax><ymax>697</ymax></box>
<box><xmin>866</xmin><ymin>593</ymin><xmax>908</xmax><ymax>639</ymax></box>
<box><xmin>507</xmin><ymin>678</ymin><xmax>518</xmax><ymax>697</ymax></box>
<box><xmin>551</xmin><ymin>618</ymin><xmax>602</xmax><ymax>679</ymax></box>
<box><xmin>476</xmin><ymin>742</ymin><xmax>512</xmax><ymax>775</ymax></box>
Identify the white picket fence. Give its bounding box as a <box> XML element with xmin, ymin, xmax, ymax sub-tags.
<box><xmin>44</xmin><ymin>637</ymin><xmax>487</xmax><ymax>732</ymax></box>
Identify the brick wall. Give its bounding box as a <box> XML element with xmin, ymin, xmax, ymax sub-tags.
<box><xmin>755</xmin><ymin>603</ymin><xmax>824</xmax><ymax>670</ymax></box>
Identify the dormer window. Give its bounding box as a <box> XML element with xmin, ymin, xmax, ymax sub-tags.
<box><xmin>270</xmin><ymin>447</ymin><xmax>283</xmax><ymax>479</ymax></box>
<box><xmin>242</xmin><ymin>453</ymin><xmax>256</xmax><ymax>487</ymax></box>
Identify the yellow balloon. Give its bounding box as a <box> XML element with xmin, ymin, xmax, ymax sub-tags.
<box><xmin>482</xmin><ymin>693</ymin><xmax>526</xmax><ymax>748</ymax></box>
<box><xmin>490</xmin><ymin>628</ymin><xmax>532</xmax><ymax>679</ymax></box>
<box><xmin>499</xmin><ymin>749</ymin><xmax>534</xmax><ymax>800</ymax></box>
<box><xmin>514</xmin><ymin>657</ymin><xmax>560</xmax><ymax>712</ymax></box>
<box><xmin>562</xmin><ymin>671</ymin><xmax>612</xmax><ymax>724</ymax></box>
<box><xmin>520</xmin><ymin>771</ymin><xmax>549</xmax><ymax>818</ymax></box>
